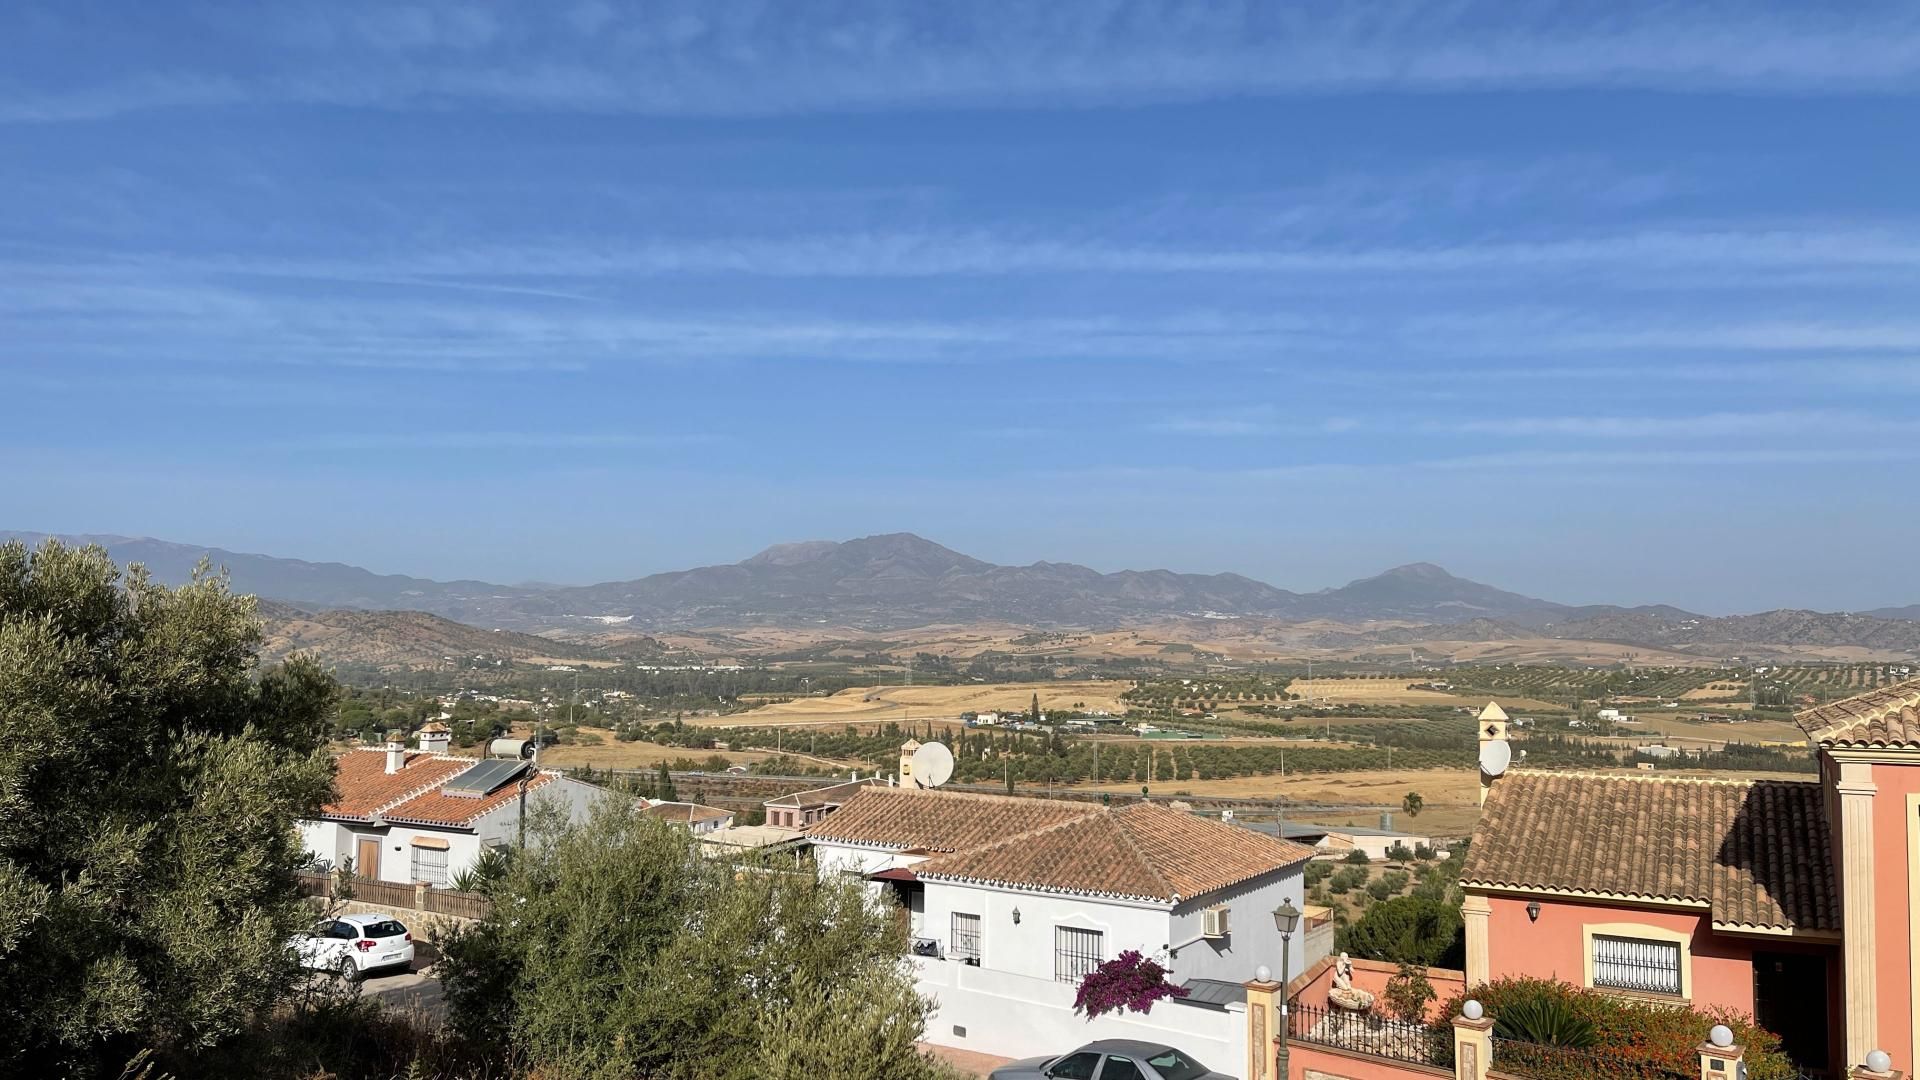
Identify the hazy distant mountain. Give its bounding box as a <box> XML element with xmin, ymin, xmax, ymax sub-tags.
<box><xmin>7</xmin><ymin>528</ymin><xmax>1576</xmax><ymax>629</ymax></box>
<box><xmin>14</xmin><ymin>528</ymin><xmax>1915</xmax><ymax>654</ymax></box>
<box><xmin>1866</xmin><ymin>604</ymin><xmax>1920</xmax><ymax>622</ymax></box>
<box><xmin>0</xmin><ymin>531</ymin><xmax>535</xmax><ymax>618</ymax></box>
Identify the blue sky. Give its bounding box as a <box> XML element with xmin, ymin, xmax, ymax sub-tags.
<box><xmin>3</xmin><ymin>1</ymin><xmax>1919</xmax><ymax>613</ymax></box>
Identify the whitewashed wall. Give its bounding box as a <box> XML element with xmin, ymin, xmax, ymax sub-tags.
<box><xmin>913</xmin><ymin>955</ymin><xmax>1245</xmax><ymax>1073</ymax></box>
<box><xmin>920</xmin><ymin>880</ymin><xmax>1171</xmax><ymax>982</ymax></box>
<box><xmin>1167</xmin><ymin>863</ymin><xmax>1315</xmax><ymax>985</ymax></box>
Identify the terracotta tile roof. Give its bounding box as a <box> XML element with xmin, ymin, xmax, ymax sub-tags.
<box><xmin>1795</xmin><ymin>678</ymin><xmax>1920</xmax><ymax>748</ymax></box>
<box><xmin>1462</xmin><ymin>770</ymin><xmax>1836</xmax><ymax>932</ymax></box>
<box><xmin>322</xmin><ymin>749</ymin><xmax>472</xmax><ymax>822</ymax></box>
<box><xmin>765</xmin><ymin>776</ymin><xmax>885</xmax><ymax>810</ymax></box>
<box><xmin>382</xmin><ymin>769</ymin><xmax>554</xmax><ymax>827</ymax></box>
<box><xmin>644</xmin><ymin>801</ymin><xmax>734</xmax><ymax>824</ymax></box>
<box><xmin>810</xmin><ymin>789</ymin><xmax>1314</xmax><ymax>903</ymax></box>
<box><xmin>803</xmin><ymin>786</ymin><xmax>1095</xmax><ymax>852</ymax></box>
<box><xmin>918</xmin><ymin>801</ymin><xmax>1316</xmax><ymax>902</ymax></box>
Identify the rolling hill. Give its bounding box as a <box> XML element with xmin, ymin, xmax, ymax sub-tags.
<box><xmin>8</xmin><ymin>529</ymin><xmax>1915</xmax><ymax>655</ymax></box>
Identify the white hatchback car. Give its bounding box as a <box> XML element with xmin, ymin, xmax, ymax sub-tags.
<box><xmin>293</xmin><ymin>913</ymin><xmax>415</xmax><ymax>979</ymax></box>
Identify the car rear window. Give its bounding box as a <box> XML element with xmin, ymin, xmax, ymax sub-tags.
<box><xmin>361</xmin><ymin>920</ymin><xmax>408</xmax><ymax>938</ymax></box>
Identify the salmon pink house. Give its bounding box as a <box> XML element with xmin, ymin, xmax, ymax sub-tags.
<box><xmin>1459</xmin><ymin>684</ymin><xmax>1920</xmax><ymax>1080</ymax></box>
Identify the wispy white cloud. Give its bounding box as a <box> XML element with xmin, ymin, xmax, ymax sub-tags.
<box><xmin>25</xmin><ymin>221</ymin><xmax>1920</xmax><ymax>286</ymax></box>
<box><xmin>278</xmin><ymin>431</ymin><xmax>719</xmax><ymax>451</ymax></box>
<box><xmin>1445</xmin><ymin>410</ymin><xmax>1884</xmax><ymax>438</ymax></box>
<box><xmin>6</xmin><ymin>1</ymin><xmax>1920</xmax><ymax>122</ymax></box>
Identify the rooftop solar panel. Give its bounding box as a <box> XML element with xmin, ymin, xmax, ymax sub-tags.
<box><xmin>441</xmin><ymin>758</ymin><xmax>531</xmax><ymax>798</ymax></box>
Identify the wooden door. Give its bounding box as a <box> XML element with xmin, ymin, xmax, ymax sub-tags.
<box><xmin>355</xmin><ymin>837</ymin><xmax>381</xmax><ymax>880</ymax></box>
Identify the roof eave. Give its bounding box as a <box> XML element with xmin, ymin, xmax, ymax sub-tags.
<box><xmin>917</xmin><ymin>873</ymin><xmax>1175</xmax><ymax>907</ymax></box>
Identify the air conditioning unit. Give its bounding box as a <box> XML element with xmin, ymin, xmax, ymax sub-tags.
<box><xmin>1202</xmin><ymin>905</ymin><xmax>1230</xmax><ymax>939</ymax></box>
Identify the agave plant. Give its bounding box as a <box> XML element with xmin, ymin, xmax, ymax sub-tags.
<box><xmin>1494</xmin><ymin>994</ymin><xmax>1598</xmax><ymax>1047</ymax></box>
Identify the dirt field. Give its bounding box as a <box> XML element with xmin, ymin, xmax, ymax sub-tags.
<box><xmin>535</xmin><ymin>730</ymin><xmax>862</xmax><ymax>771</ymax></box>
<box><xmin>1620</xmin><ymin>712</ymin><xmax>1808</xmax><ymax>745</ymax></box>
<box><xmin>717</xmin><ymin>680</ymin><xmax>1134</xmax><ymax>727</ymax></box>
<box><xmin>1284</xmin><ymin>678</ymin><xmax>1555</xmax><ymax>712</ymax></box>
<box><xmin>1070</xmin><ymin>765</ymin><xmax>1483</xmax><ymax>836</ymax></box>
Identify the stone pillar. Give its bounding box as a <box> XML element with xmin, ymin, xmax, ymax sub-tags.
<box><xmin>1462</xmin><ymin>893</ymin><xmax>1492</xmax><ymax>986</ymax></box>
<box><xmin>1697</xmin><ymin>1037</ymin><xmax>1743</xmax><ymax>1080</ymax></box>
<box><xmin>1853</xmin><ymin>1055</ymin><xmax>1904</xmax><ymax>1080</ymax></box>
<box><xmin>414</xmin><ymin>881</ymin><xmax>429</xmax><ymax>910</ymax></box>
<box><xmin>1837</xmin><ymin>761</ymin><xmax>1879</xmax><ymax>1068</ymax></box>
<box><xmin>1243</xmin><ymin>977</ymin><xmax>1280</xmax><ymax>1080</ymax></box>
<box><xmin>1453</xmin><ymin>1006</ymin><xmax>1493</xmax><ymax>1080</ymax></box>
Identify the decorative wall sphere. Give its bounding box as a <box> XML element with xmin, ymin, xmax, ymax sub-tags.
<box><xmin>1461</xmin><ymin>1000</ymin><xmax>1483</xmax><ymax>1021</ymax></box>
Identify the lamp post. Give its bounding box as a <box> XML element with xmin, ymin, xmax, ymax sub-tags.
<box><xmin>1274</xmin><ymin>899</ymin><xmax>1300</xmax><ymax>1079</ymax></box>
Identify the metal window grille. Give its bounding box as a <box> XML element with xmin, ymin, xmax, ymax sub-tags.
<box><xmin>951</xmin><ymin>912</ymin><xmax>982</xmax><ymax>962</ymax></box>
<box><xmin>410</xmin><ymin>846</ymin><xmax>449</xmax><ymax>888</ymax></box>
<box><xmin>1592</xmin><ymin>935</ymin><xmax>1681</xmax><ymax>995</ymax></box>
<box><xmin>1054</xmin><ymin>926</ymin><xmax>1104</xmax><ymax>983</ymax></box>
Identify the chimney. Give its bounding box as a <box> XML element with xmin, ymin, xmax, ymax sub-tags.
<box><xmin>417</xmin><ymin>723</ymin><xmax>451</xmax><ymax>755</ymax></box>
<box><xmin>898</xmin><ymin>739</ymin><xmax>921</xmax><ymax>789</ymax></box>
<box><xmin>384</xmin><ymin>731</ymin><xmax>407</xmax><ymax>775</ymax></box>
<box><xmin>1477</xmin><ymin>702</ymin><xmax>1510</xmax><ymax>807</ymax></box>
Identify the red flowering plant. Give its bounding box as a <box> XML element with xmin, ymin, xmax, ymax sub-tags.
<box><xmin>1073</xmin><ymin>950</ymin><xmax>1189</xmax><ymax>1019</ymax></box>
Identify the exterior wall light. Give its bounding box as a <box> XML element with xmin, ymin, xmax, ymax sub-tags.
<box><xmin>1011</xmin><ymin>907</ymin><xmax>1021</xmax><ymax>925</ymax></box>
<box><xmin>1526</xmin><ymin>901</ymin><xmax>1541</xmax><ymax>922</ymax></box>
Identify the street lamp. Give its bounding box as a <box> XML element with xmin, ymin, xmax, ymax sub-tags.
<box><xmin>1273</xmin><ymin>899</ymin><xmax>1300</xmax><ymax>1078</ymax></box>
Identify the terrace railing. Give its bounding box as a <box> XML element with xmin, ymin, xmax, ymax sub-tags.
<box><xmin>1289</xmin><ymin>1002</ymin><xmax>1453</xmax><ymax>1069</ymax></box>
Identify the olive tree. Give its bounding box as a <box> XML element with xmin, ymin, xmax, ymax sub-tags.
<box><xmin>437</xmin><ymin>801</ymin><xmax>957</xmax><ymax>1080</ymax></box>
<box><xmin>0</xmin><ymin>540</ymin><xmax>337</xmax><ymax>1075</ymax></box>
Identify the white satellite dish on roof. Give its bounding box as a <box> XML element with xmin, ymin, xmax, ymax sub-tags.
<box><xmin>911</xmin><ymin>741</ymin><xmax>954</xmax><ymax>788</ymax></box>
<box><xmin>1478</xmin><ymin>739</ymin><xmax>1511</xmax><ymax>778</ymax></box>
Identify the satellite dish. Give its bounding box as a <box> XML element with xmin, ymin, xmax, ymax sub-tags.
<box><xmin>911</xmin><ymin>741</ymin><xmax>954</xmax><ymax>788</ymax></box>
<box><xmin>1478</xmin><ymin>740</ymin><xmax>1511</xmax><ymax>778</ymax></box>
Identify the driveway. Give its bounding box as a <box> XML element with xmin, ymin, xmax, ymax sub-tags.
<box><xmin>360</xmin><ymin>960</ymin><xmax>446</xmax><ymax>1018</ymax></box>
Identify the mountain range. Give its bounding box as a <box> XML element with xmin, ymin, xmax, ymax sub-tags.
<box><xmin>6</xmin><ymin>530</ymin><xmax>1919</xmax><ymax>654</ymax></box>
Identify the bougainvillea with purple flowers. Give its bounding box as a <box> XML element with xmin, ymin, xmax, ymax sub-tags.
<box><xmin>1073</xmin><ymin>950</ymin><xmax>1189</xmax><ymax>1019</ymax></box>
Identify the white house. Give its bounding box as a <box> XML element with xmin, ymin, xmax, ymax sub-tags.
<box><xmin>805</xmin><ymin>786</ymin><xmax>1320</xmax><ymax>1064</ymax></box>
<box><xmin>641</xmin><ymin>800</ymin><xmax>735</xmax><ymax>834</ymax></box>
<box><xmin>300</xmin><ymin>725</ymin><xmax>616</xmax><ymax>888</ymax></box>
<box><xmin>762</xmin><ymin>775</ymin><xmax>886</xmax><ymax>829</ymax></box>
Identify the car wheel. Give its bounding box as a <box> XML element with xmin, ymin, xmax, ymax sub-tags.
<box><xmin>336</xmin><ymin>955</ymin><xmax>361</xmax><ymax>983</ymax></box>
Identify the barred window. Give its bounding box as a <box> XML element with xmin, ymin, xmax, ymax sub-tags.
<box><xmin>1054</xmin><ymin>926</ymin><xmax>1104</xmax><ymax>983</ymax></box>
<box><xmin>951</xmin><ymin>912</ymin><xmax>982</xmax><ymax>962</ymax></box>
<box><xmin>410</xmin><ymin>846</ymin><xmax>449</xmax><ymax>888</ymax></box>
<box><xmin>1592</xmin><ymin>935</ymin><xmax>1681</xmax><ymax>995</ymax></box>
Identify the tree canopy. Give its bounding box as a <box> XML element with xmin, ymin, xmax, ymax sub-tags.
<box><xmin>0</xmin><ymin>540</ymin><xmax>338</xmax><ymax>1075</ymax></box>
<box><xmin>436</xmin><ymin>800</ymin><xmax>957</xmax><ymax>1080</ymax></box>
<box><xmin>1335</xmin><ymin>895</ymin><xmax>1465</xmax><ymax>969</ymax></box>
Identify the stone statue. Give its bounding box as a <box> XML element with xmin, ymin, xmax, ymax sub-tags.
<box><xmin>1327</xmin><ymin>952</ymin><xmax>1376</xmax><ymax>1012</ymax></box>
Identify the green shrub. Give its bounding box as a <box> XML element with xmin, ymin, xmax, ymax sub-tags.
<box><xmin>1304</xmin><ymin>860</ymin><xmax>1334</xmax><ymax>885</ymax></box>
<box><xmin>1383</xmin><ymin>962</ymin><xmax>1437</xmax><ymax>1024</ymax></box>
<box><xmin>1437</xmin><ymin>978</ymin><xmax>1801</xmax><ymax>1080</ymax></box>
<box><xmin>1385</xmin><ymin>842</ymin><xmax>1416</xmax><ymax>861</ymax></box>
<box><xmin>1343</xmin><ymin>849</ymin><xmax>1372</xmax><ymax>865</ymax></box>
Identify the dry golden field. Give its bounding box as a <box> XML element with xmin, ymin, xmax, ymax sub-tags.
<box><xmin>534</xmin><ymin>729</ymin><xmax>866</xmax><ymax>771</ymax></box>
<box><xmin>1284</xmin><ymin>677</ymin><xmax>1555</xmax><ymax>712</ymax></box>
<box><xmin>713</xmin><ymin>680</ymin><xmax>1134</xmax><ymax>727</ymax></box>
